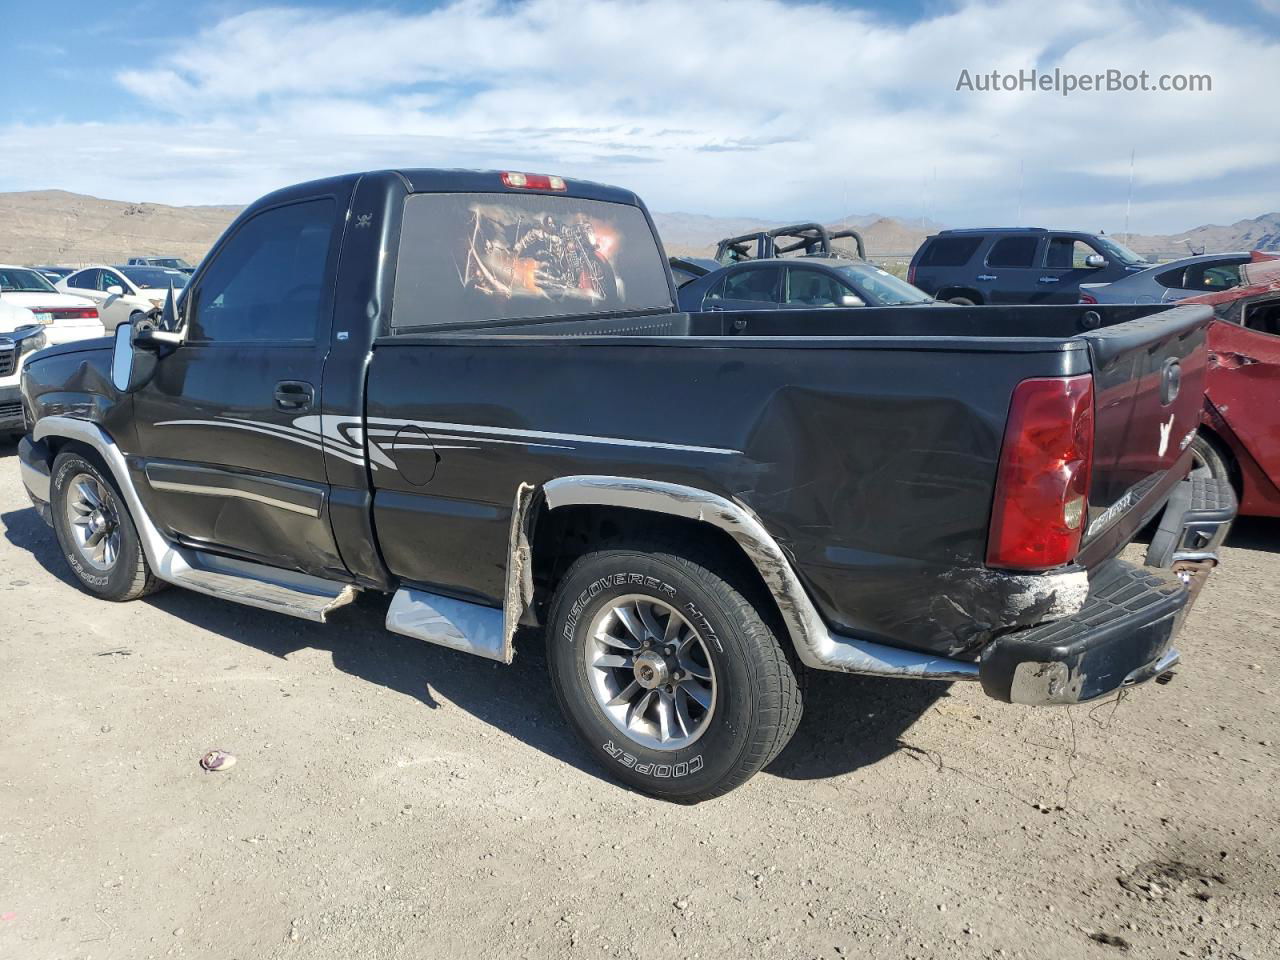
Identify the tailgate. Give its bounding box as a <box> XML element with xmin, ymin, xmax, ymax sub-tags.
<box><xmin>1077</xmin><ymin>304</ymin><xmax>1212</xmax><ymax>559</ymax></box>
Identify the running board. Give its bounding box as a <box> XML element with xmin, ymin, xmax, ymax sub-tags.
<box><xmin>385</xmin><ymin>587</ymin><xmax>510</xmax><ymax>663</ymax></box>
<box><xmin>170</xmin><ymin>551</ymin><xmax>357</xmax><ymax>623</ymax></box>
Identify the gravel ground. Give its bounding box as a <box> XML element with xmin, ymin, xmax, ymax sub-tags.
<box><xmin>1</xmin><ymin>438</ymin><xmax>1278</xmax><ymax>960</ymax></box>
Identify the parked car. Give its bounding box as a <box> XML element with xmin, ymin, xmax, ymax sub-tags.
<box><xmin>0</xmin><ymin>264</ymin><xmax>104</xmax><ymax>344</ymax></box>
<box><xmin>127</xmin><ymin>256</ymin><xmax>196</xmax><ymax>274</ymax></box>
<box><xmin>31</xmin><ymin>266</ymin><xmax>75</xmax><ymax>284</ymax></box>
<box><xmin>0</xmin><ymin>299</ymin><xmax>48</xmax><ymax>439</ymax></box>
<box><xmin>57</xmin><ymin>264</ymin><xmax>190</xmax><ymax>332</ymax></box>
<box><xmin>1177</xmin><ymin>255</ymin><xmax>1280</xmax><ymax>517</ymax></box>
<box><xmin>677</xmin><ymin>257</ymin><xmax>938</xmax><ymax>312</ymax></box>
<box><xmin>668</xmin><ymin>256</ymin><xmax>718</xmax><ymax>289</ymax></box>
<box><xmin>909</xmin><ymin>228</ymin><xmax>1153</xmax><ymax>305</ymax></box>
<box><xmin>17</xmin><ymin>168</ymin><xmax>1233</xmax><ymax>802</ymax></box>
<box><xmin>1080</xmin><ymin>251</ymin><xmax>1279</xmax><ymax>304</ymax></box>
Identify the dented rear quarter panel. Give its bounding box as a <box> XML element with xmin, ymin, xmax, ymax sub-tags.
<box><xmin>367</xmin><ymin>333</ymin><xmax>1094</xmax><ymax>657</ymax></box>
<box><xmin>1184</xmin><ymin>273</ymin><xmax>1280</xmax><ymax>518</ymax></box>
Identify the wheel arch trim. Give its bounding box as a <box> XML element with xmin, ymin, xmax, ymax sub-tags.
<box><xmin>33</xmin><ymin>416</ymin><xmax>175</xmax><ymax>573</ymax></box>
<box><xmin>534</xmin><ymin>475</ymin><xmax>980</xmax><ymax>680</ymax></box>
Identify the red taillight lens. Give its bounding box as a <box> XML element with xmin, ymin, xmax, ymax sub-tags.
<box><xmin>49</xmin><ymin>307</ymin><xmax>100</xmax><ymax>320</ymax></box>
<box><xmin>1079</xmin><ymin>291</ymin><xmax>1098</xmax><ymax>305</ymax></box>
<box><xmin>501</xmin><ymin>171</ymin><xmax>567</xmax><ymax>191</ymax></box>
<box><xmin>907</xmin><ymin>262</ymin><xmax>917</xmax><ymax>285</ymax></box>
<box><xmin>986</xmin><ymin>374</ymin><xmax>1095</xmax><ymax>570</ymax></box>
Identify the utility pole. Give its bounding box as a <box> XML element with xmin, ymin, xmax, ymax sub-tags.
<box><xmin>1124</xmin><ymin>148</ymin><xmax>1135</xmax><ymax>242</ymax></box>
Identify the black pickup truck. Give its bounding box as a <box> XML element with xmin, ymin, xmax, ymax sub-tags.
<box><xmin>15</xmin><ymin>169</ymin><xmax>1235</xmax><ymax>802</ymax></box>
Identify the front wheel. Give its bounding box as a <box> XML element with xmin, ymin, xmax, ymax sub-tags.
<box><xmin>50</xmin><ymin>449</ymin><xmax>161</xmax><ymax>601</ymax></box>
<box><xmin>546</xmin><ymin>541</ymin><xmax>803</xmax><ymax>803</ymax></box>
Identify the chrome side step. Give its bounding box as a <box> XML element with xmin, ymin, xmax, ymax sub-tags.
<box><xmin>385</xmin><ymin>587</ymin><xmax>509</xmax><ymax>663</ymax></box>
<box><xmin>170</xmin><ymin>551</ymin><xmax>356</xmax><ymax>623</ymax></box>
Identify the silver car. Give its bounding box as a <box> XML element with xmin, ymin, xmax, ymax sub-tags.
<box><xmin>1079</xmin><ymin>251</ymin><xmax>1272</xmax><ymax>304</ymax></box>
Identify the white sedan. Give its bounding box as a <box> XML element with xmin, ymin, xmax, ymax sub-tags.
<box><xmin>0</xmin><ymin>265</ymin><xmax>105</xmax><ymax>345</ymax></box>
<box><xmin>57</xmin><ymin>264</ymin><xmax>188</xmax><ymax>332</ymax></box>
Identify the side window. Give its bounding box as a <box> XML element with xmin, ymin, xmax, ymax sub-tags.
<box><xmin>99</xmin><ymin>270</ymin><xmax>126</xmax><ymax>292</ymax></box>
<box><xmin>1242</xmin><ymin>297</ymin><xmax>1280</xmax><ymax>337</ymax></box>
<box><xmin>919</xmin><ymin>236</ymin><xmax>982</xmax><ymax>267</ymax></box>
<box><xmin>69</xmin><ymin>269</ymin><xmax>97</xmax><ymax>290</ymax></box>
<box><xmin>987</xmin><ymin>236</ymin><xmax>1039</xmax><ymax>268</ymax></box>
<box><xmin>785</xmin><ymin>268</ymin><xmax>846</xmax><ymax>305</ymax></box>
<box><xmin>1155</xmin><ymin>266</ymin><xmax>1186</xmax><ymax>288</ymax></box>
<box><xmin>722</xmin><ymin>267</ymin><xmax>780</xmax><ymax>303</ymax></box>
<box><xmin>1045</xmin><ymin>237</ymin><xmax>1100</xmax><ymax>269</ymax></box>
<box><xmin>1183</xmin><ymin>262</ymin><xmax>1243</xmax><ymax>292</ymax></box>
<box><xmin>188</xmin><ymin>198</ymin><xmax>335</xmax><ymax>343</ymax></box>
<box><xmin>702</xmin><ymin>274</ymin><xmax>727</xmax><ymax>303</ymax></box>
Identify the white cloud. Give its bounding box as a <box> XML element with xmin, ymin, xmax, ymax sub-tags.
<box><xmin>4</xmin><ymin>0</ymin><xmax>1278</xmax><ymax>233</ymax></box>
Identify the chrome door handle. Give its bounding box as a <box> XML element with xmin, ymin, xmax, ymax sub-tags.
<box><xmin>976</xmin><ymin>274</ymin><xmax>997</xmax><ymax>281</ymax></box>
<box><xmin>1038</xmin><ymin>276</ymin><xmax>1061</xmax><ymax>283</ymax></box>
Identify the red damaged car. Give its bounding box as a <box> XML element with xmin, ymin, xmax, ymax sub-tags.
<box><xmin>1181</xmin><ymin>252</ymin><xmax>1280</xmax><ymax>517</ymax></box>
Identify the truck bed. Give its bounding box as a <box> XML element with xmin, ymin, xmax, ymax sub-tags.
<box><xmin>365</xmin><ymin>302</ymin><xmax>1210</xmax><ymax>657</ymax></box>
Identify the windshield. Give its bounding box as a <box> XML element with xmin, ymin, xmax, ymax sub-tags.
<box><xmin>834</xmin><ymin>263</ymin><xmax>934</xmax><ymax>305</ymax></box>
<box><xmin>1093</xmin><ymin>236</ymin><xmax>1149</xmax><ymax>266</ymax></box>
<box><xmin>0</xmin><ymin>267</ymin><xmax>57</xmax><ymax>294</ymax></box>
<box><xmin>118</xmin><ymin>266</ymin><xmax>190</xmax><ymax>289</ymax></box>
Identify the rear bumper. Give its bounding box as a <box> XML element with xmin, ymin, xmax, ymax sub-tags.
<box><xmin>979</xmin><ymin>472</ymin><xmax>1236</xmax><ymax>706</ymax></box>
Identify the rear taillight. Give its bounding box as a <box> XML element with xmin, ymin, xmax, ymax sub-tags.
<box><xmin>1079</xmin><ymin>291</ymin><xmax>1098</xmax><ymax>305</ymax></box>
<box><xmin>49</xmin><ymin>307</ymin><xmax>99</xmax><ymax>320</ymax></box>
<box><xmin>907</xmin><ymin>261</ymin><xmax>917</xmax><ymax>285</ymax></box>
<box><xmin>501</xmin><ymin>171</ymin><xmax>567</xmax><ymax>191</ymax></box>
<box><xmin>987</xmin><ymin>374</ymin><xmax>1095</xmax><ymax>570</ymax></box>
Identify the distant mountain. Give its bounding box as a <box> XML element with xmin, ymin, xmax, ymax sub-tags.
<box><xmin>0</xmin><ymin>190</ymin><xmax>1275</xmax><ymax>268</ymax></box>
<box><xmin>0</xmin><ymin>190</ymin><xmax>241</xmax><ymax>266</ymax></box>
<box><xmin>1123</xmin><ymin>213</ymin><xmax>1280</xmax><ymax>258</ymax></box>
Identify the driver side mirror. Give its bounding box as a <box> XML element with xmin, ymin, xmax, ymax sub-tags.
<box><xmin>110</xmin><ymin>321</ymin><xmax>184</xmax><ymax>394</ymax></box>
<box><xmin>106</xmin><ymin>284</ymin><xmax>125</xmax><ymax>296</ymax></box>
<box><xmin>1083</xmin><ymin>255</ymin><xmax>1107</xmax><ymax>269</ymax></box>
<box><xmin>839</xmin><ymin>294</ymin><xmax>866</xmax><ymax>307</ymax></box>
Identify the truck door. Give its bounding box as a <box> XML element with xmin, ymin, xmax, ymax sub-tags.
<box><xmin>982</xmin><ymin>235</ymin><xmax>1043</xmax><ymax>303</ymax></box>
<box><xmin>129</xmin><ymin>194</ymin><xmax>351</xmax><ymax>579</ymax></box>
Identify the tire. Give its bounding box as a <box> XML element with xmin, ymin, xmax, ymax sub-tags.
<box><xmin>946</xmin><ymin>295</ymin><xmax>976</xmax><ymax>306</ymax></box>
<box><xmin>1189</xmin><ymin>434</ymin><xmax>1231</xmax><ymax>484</ymax></box>
<box><xmin>50</xmin><ymin>449</ymin><xmax>161</xmax><ymax>602</ymax></box>
<box><xmin>546</xmin><ymin>540</ymin><xmax>803</xmax><ymax>803</ymax></box>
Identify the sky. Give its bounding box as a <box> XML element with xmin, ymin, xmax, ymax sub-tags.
<box><xmin>2</xmin><ymin>0</ymin><xmax>1278</xmax><ymax>233</ymax></box>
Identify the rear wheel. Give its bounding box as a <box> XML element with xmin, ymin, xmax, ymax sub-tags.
<box><xmin>1189</xmin><ymin>434</ymin><xmax>1232</xmax><ymax>485</ymax></box>
<box><xmin>50</xmin><ymin>450</ymin><xmax>160</xmax><ymax>601</ymax></box>
<box><xmin>945</xmin><ymin>295</ymin><xmax>976</xmax><ymax>306</ymax></box>
<box><xmin>546</xmin><ymin>540</ymin><xmax>803</xmax><ymax>803</ymax></box>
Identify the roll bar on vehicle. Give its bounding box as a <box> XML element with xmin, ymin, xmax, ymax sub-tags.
<box><xmin>714</xmin><ymin>222</ymin><xmax>867</xmax><ymax>264</ymax></box>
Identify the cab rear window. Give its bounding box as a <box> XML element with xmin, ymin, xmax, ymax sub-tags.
<box><xmin>391</xmin><ymin>192</ymin><xmax>672</xmax><ymax>330</ymax></box>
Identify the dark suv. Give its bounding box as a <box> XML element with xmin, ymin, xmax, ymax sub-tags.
<box><xmin>908</xmin><ymin>228</ymin><xmax>1151</xmax><ymax>305</ymax></box>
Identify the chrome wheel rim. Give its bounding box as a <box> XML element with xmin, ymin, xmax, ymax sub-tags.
<box><xmin>584</xmin><ymin>594</ymin><xmax>717</xmax><ymax>751</ymax></box>
<box><xmin>65</xmin><ymin>472</ymin><xmax>121</xmax><ymax>571</ymax></box>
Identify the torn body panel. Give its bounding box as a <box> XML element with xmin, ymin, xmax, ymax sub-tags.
<box><xmin>541</xmin><ymin>476</ymin><xmax>1093</xmax><ymax>680</ymax></box>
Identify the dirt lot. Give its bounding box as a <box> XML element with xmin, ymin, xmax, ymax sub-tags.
<box><xmin>1</xmin><ymin>439</ymin><xmax>1277</xmax><ymax>960</ymax></box>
